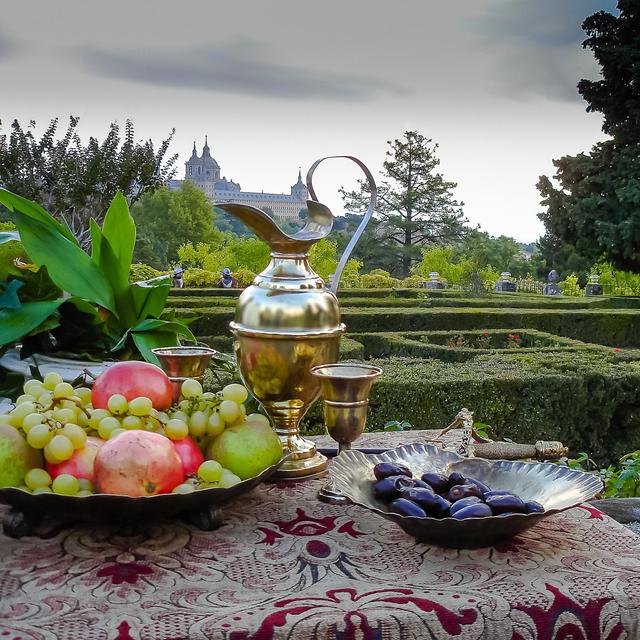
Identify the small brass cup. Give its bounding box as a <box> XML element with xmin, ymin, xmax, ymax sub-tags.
<box><xmin>152</xmin><ymin>346</ymin><xmax>220</xmax><ymax>402</ymax></box>
<box><xmin>310</xmin><ymin>363</ymin><xmax>382</xmax><ymax>504</ymax></box>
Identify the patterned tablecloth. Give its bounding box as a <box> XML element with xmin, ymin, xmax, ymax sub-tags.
<box><xmin>1</xmin><ymin>431</ymin><xmax>640</xmax><ymax>640</ymax></box>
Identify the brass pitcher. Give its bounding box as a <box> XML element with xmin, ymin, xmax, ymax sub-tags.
<box><xmin>217</xmin><ymin>156</ymin><xmax>376</xmax><ymax>479</ymax></box>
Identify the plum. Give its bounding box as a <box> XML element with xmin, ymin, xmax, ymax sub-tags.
<box><xmin>524</xmin><ymin>500</ymin><xmax>545</xmax><ymax>514</ymax></box>
<box><xmin>390</xmin><ymin>498</ymin><xmax>427</xmax><ymax>518</ymax></box>
<box><xmin>420</xmin><ymin>472</ymin><xmax>451</xmax><ymax>492</ymax></box>
<box><xmin>373</xmin><ymin>462</ymin><xmax>412</xmax><ymax>481</ymax></box>
<box><xmin>451</xmin><ymin>503</ymin><xmax>492</xmax><ymax>519</ymax></box>
<box><xmin>449</xmin><ymin>496</ymin><xmax>482</xmax><ymax>515</ymax></box>
<box><xmin>485</xmin><ymin>493</ymin><xmax>526</xmax><ymax>514</ymax></box>
<box><xmin>448</xmin><ymin>471</ymin><xmax>467</xmax><ymax>486</ymax></box>
<box><xmin>448</xmin><ymin>484</ymin><xmax>483</xmax><ymax>502</ymax></box>
<box><xmin>373</xmin><ymin>475</ymin><xmax>414</xmax><ymax>501</ymax></box>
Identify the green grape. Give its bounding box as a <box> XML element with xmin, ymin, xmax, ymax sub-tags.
<box><xmin>45</xmin><ymin>435</ymin><xmax>74</xmax><ymax>463</ymax></box>
<box><xmin>122</xmin><ymin>415</ymin><xmax>143</xmax><ymax>430</ymax></box>
<box><xmin>178</xmin><ymin>399</ymin><xmax>191</xmax><ymax>412</ymax></box>
<box><xmin>78</xmin><ymin>478</ymin><xmax>94</xmax><ymax>492</ymax></box>
<box><xmin>107</xmin><ymin>394</ymin><xmax>128</xmax><ymax>415</ymax></box>
<box><xmin>0</xmin><ymin>414</ymin><xmax>13</xmax><ymax>427</ymax></box>
<box><xmin>16</xmin><ymin>485</ymin><xmax>30</xmax><ymax>492</ymax></box>
<box><xmin>198</xmin><ymin>460</ymin><xmax>222</xmax><ymax>483</ymax></box>
<box><xmin>76</xmin><ymin>411</ymin><xmax>90</xmax><ymax>428</ymax></box>
<box><xmin>189</xmin><ymin>411</ymin><xmax>208</xmax><ymax>437</ymax></box>
<box><xmin>76</xmin><ymin>490</ymin><xmax>94</xmax><ymax>497</ymax></box>
<box><xmin>16</xmin><ymin>393</ymin><xmax>37</xmax><ymax>405</ymax></box>
<box><xmin>201</xmin><ymin>392</ymin><xmax>217</xmax><ymax>401</ymax></box>
<box><xmin>37</xmin><ymin>392</ymin><xmax>54</xmax><ymax>407</ymax></box>
<box><xmin>128</xmin><ymin>396</ymin><xmax>153</xmax><ymax>417</ymax></box>
<box><xmin>143</xmin><ymin>419</ymin><xmax>158</xmax><ymax>431</ymax></box>
<box><xmin>22</xmin><ymin>413</ymin><xmax>45</xmax><ymax>433</ymax></box>
<box><xmin>74</xmin><ymin>387</ymin><xmax>93</xmax><ymax>406</ymax></box>
<box><xmin>27</xmin><ymin>424</ymin><xmax>54</xmax><ymax>449</ymax></box>
<box><xmin>222</xmin><ymin>383</ymin><xmax>249</xmax><ymax>404</ymax></box>
<box><xmin>24</xmin><ymin>468</ymin><xmax>52</xmax><ymax>490</ymax></box>
<box><xmin>88</xmin><ymin>408</ymin><xmax>111</xmax><ymax>430</ymax></box>
<box><xmin>165</xmin><ymin>419</ymin><xmax>189</xmax><ymax>440</ymax></box>
<box><xmin>53</xmin><ymin>382</ymin><xmax>75</xmax><ymax>400</ymax></box>
<box><xmin>246</xmin><ymin>413</ymin><xmax>270</xmax><ymax>428</ymax></box>
<box><xmin>61</xmin><ymin>423</ymin><xmax>87</xmax><ymax>449</ymax></box>
<box><xmin>170</xmin><ymin>410</ymin><xmax>189</xmax><ymax>424</ymax></box>
<box><xmin>172</xmin><ymin>483</ymin><xmax>196</xmax><ymax>494</ymax></box>
<box><xmin>43</xmin><ymin>372</ymin><xmax>63</xmax><ymax>391</ymax></box>
<box><xmin>52</xmin><ymin>474</ymin><xmax>80</xmax><ymax>496</ymax></box>
<box><xmin>32</xmin><ymin>486</ymin><xmax>52</xmax><ymax>494</ymax></box>
<box><xmin>23</xmin><ymin>379</ymin><xmax>44</xmax><ymax>397</ymax></box>
<box><xmin>98</xmin><ymin>416</ymin><xmax>121</xmax><ymax>440</ymax></box>
<box><xmin>207</xmin><ymin>411</ymin><xmax>225</xmax><ymax>436</ymax></box>
<box><xmin>109</xmin><ymin>428</ymin><xmax>126</xmax><ymax>439</ymax></box>
<box><xmin>219</xmin><ymin>469</ymin><xmax>242</xmax><ymax>488</ymax></box>
<box><xmin>11</xmin><ymin>401</ymin><xmax>38</xmax><ymax>423</ymax></box>
<box><xmin>219</xmin><ymin>400</ymin><xmax>240</xmax><ymax>424</ymax></box>
<box><xmin>53</xmin><ymin>407</ymin><xmax>76</xmax><ymax>424</ymax></box>
<box><xmin>181</xmin><ymin>378</ymin><xmax>203</xmax><ymax>399</ymax></box>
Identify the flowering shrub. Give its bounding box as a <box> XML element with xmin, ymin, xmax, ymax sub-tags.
<box><xmin>447</xmin><ymin>334</ymin><xmax>467</xmax><ymax>348</ymax></box>
<box><xmin>474</xmin><ymin>331</ymin><xmax>492</xmax><ymax>349</ymax></box>
<box><xmin>505</xmin><ymin>333</ymin><xmax>522</xmax><ymax>348</ymax></box>
<box><xmin>183</xmin><ymin>268</ymin><xmax>218</xmax><ymax>287</ymax></box>
<box><xmin>560</xmin><ymin>274</ymin><xmax>584</xmax><ymax>297</ymax></box>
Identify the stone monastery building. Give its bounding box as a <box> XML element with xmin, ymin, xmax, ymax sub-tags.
<box><xmin>169</xmin><ymin>138</ymin><xmax>308</xmax><ymax>222</ymax></box>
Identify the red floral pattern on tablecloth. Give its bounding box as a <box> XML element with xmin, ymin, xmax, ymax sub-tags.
<box><xmin>0</xmin><ymin>431</ymin><xmax>639</xmax><ymax>639</ymax></box>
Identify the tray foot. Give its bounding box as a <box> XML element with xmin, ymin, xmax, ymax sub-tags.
<box><xmin>181</xmin><ymin>506</ymin><xmax>224</xmax><ymax>531</ymax></box>
<box><xmin>2</xmin><ymin>509</ymin><xmax>43</xmax><ymax>538</ymax></box>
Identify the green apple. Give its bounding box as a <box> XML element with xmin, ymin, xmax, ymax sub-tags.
<box><xmin>0</xmin><ymin>424</ymin><xmax>43</xmax><ymax>488</ymax></box>
<box><xmin>208</xmin><ymin>421</ymin><xmax>282</xmax><ymax>480</ymax></box>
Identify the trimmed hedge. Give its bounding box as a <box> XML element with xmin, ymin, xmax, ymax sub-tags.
<box><xmin>182</xmin><ymin>307</ymin><xmax>640</xmax><ymax>347</ymax></box>
<box><xmin>302</xmin><ymin>351</ymin><xmax>640</xmax><ymax>464</ymax></box>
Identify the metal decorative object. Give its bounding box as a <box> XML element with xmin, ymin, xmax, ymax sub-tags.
<box><xmin>152</xmin><ymin>346</ymin><xmax>221</xmax><ymax>400</ymax></box>
<box><xmin>0</xmin><ymin>454</ymin><xmax>290</xmax><ymax>538</ymax></box>
<box><xmin>329</xmin><ymin>443</ymin><xmax>603</xmax><ymax>548</ymax></box>
<box><xmin>216</xmin><ymin>156</ymin><xmax>377</xmax><ymax>479</ymax></box>
<box><xmin>310</xmin><ymin>363</ymin><xmax>382</xmax><ymax>503</ymax></box>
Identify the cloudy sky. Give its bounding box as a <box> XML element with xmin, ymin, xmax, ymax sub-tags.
<box><xmin>0</xmin><ymin>0</ymin><xmax>617</xmax><ymax>242</ymax></box>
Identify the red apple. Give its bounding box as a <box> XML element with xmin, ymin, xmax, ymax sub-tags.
<box><xmin>47</xmin><ymin>436</ymin><xmax>104</xmax><ymax>481</ymax></box>
<box><xmin>172</xmin><ymin>437</ymin><xmax>205</xmax><ymax>476</ymax></box>
<box><xmin>92</xmin><ymin>361</ymin><xmax>173</xmax><ymax>411</ymax></box>
<box><xmin>94</xmin><ymin>430</ymin><xmax>184</xmax><ymax>496</ymax></box>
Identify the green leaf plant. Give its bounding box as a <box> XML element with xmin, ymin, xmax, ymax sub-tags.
<box><xmin>0</xmin><ymin>188</ymin><xmax>195</xmax><ymax>365</ymax></box>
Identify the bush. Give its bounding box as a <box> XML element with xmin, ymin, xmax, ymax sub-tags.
<box><xmin>129</xmin><ymin>263</ymin><xmax>164</xmax><ymax>283</ymax></box>
<box><xmin>402</xmin><ymin>275</ymin><xmax>425</xmax><ymax>288</ymax></box>
<box><xmin>234</xmin><ymin>267</ymin><xmax>256</xmax><ymax>288</ymax></box>
<box><xmin>560</xmin><ymin>274</ymin><xmax>584</xmax><ymax>297</ymax></box>
<box><xmin>183</xmin><ymin>268</ymin><xmax>219</xmax><ymax>287</ymax></box>
<box><xmin>361</xmin><ymin>273</ymin><xmax>402</xmax><ymax>288</ymax></box>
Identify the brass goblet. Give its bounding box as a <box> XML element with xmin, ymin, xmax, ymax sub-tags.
<box><xmin>310</xmin><ymin>362</ymin><xmax>382</xmax><ymax>504</ymax></box>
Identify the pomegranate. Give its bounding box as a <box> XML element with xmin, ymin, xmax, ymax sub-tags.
<box><xmin>92</xmin><ymin>361</ymin><xmax>172</xmax><ymax>411</ymax></box>
<box><xmin>94</xmin><ymin>431</ymin><xmax>184</xmax><ymax>496</ymax></box>
<box><xmin>47</xmin><ymin>436</ymin><xmax>104</xmax><ymax>481</ymax></box>
<box><xmin>172</xmin><ymin>437</ymin><xmax>204</xmax><ymax>476</ymax></box>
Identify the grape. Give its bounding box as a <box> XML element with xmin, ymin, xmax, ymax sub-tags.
<box><xmin>22</xmin><ymin>413</ymin><xmax>45</xmax><ymax>432</ymax></box>
<box><xmin>222</xmin><ymin>383</ymin><xmax>249</xmax><ymax>404</ymax></box>
<box><xmin>88</xmin><ymin>408</ymin><xmax>112</xmax><ymax>430</ymax></box>
<box><xmin>53</xmin><ymin>407</ymin><xmax>76</xmax><ymax>424</ymax></box>
<box><xmin>246</xmin><ymin>413</ymin><xmax>270</xmax><ymax>428</ymax></box>
<box><xmin>52</xmin><ymin>474</ymin><xmax>80</xmax><ymax>496</ymax></box>
<box><xmin>128</xmin><ymin>396</ymin><xmax>153</xmax><ymax>417</ymax></box>
<box><xmin>108</xmin><ymin>428</ymin><xmax>126</xmax><ymax>439</ymax></box>
<box><xmin>74</xmin><ymin>387</ymin><xmax>93</xmax><ymax>405</ymax></box>
<box><xmin>0</xmin><ymin>414</ymin><xmax>13</xmax><ymax>427</ymax></box>
<box><xmin>45</xmin><ymin>435</ymin><xmax>74</xmax><ymax>463</ymax></box>
<box><xmin>37</xmin><ymin>392</ymin><xmax>54</xmax><ymax>407</ymax></box>
<box><xmin>43</xmin><ymin>372</ymin><xmax>63</xmax><ymax>390</ymax></box>
<box><xmin>181</xmin><ymin>378</ymin><xmax>203</xmax><ymax>399</ymax></box>
<box><xmin>16</xmin><ymin>393</ymin><xmax>37</xmax><ymax>405</ymax></box>
<box><xmin>107</xmin><ymin>394</ymin><xmax>128</xmax><ymax>415</ymax></box>
<box><xmin>27</xmin><ymin>424</ymin><xmax>54</xmax><ymax>449</ymax></box>
<box><xmin>23</xmin><ymin>379</ymin><xmax>44</xmax><ymax>397</ymax></box>
<box><xmin>25</xmin><ymin>468</ymin><xmax>52</xmax><ymax>490</ymax></box>
<box><xmin>78</xmin><ymin>478</ymin><xmax>94</xmax><ymax>492</ymax></box>
<box><xmin>172</xmin><ymin>483</ymin><xmax>196</xmax><ymax>494</ymax></box>
<box><xmin>61</xmin><ymin>423</ymin><xmax>87</xmax><ymax>449</ymax></box>
<box><xmin>32</xmin><ymin>486</ymin><xmax>53</xmax><ymax>495</ymax></box>
<box><xmin>178</xmin><ymin>399</ymin><xmax>191</xmax><ymax>412</ymax></box>
<box><xmin>98</xmin><ymin>416</ymin><xmax>121</xmax><ymax>440</ymax></box>
<box><xmin>122</xmin><ymin>415</ymin><xmax>143</xmax><ymax>430</ymax></box>
<box><xmin>76</xmin><ymin>411</ymin><xmax>90</xmax><ymax>428</ymax></box>
<box><xmin>165</xmin><ymin>418</ymin><xmax>189</xmax><ymax>440</ymax></box>
<box><xmin>76</xmin><ymin>490</ymin><xmax>94</xmax><ymax>497</ymax></box>
<box><xmin>189</xmin><ymin>411</ymin><xmax>208</xmax><ymax>437</ymax></box>
<box><xmin>198</xmin><ymin>460</ymin><xmax>222</xmax><ymax>483</ymax></box>
<box><xmin>11</xmin><ymin>401</ymin><xmax>37</xmax><ymax>422</ymax></box>
<box><xmin>201</xmin><ymin>392</ymin><xmax>217</xmax><ymax>401</ymax></box>
<box><xmin>219</xmin><ymin>400</ymin><xmax>240</xmax><ymax>424</ymax></box>
<box><xmin>206</xmin><ymin>411</ymin><xmax>225</xmax><ymax>436</ymax></box>
<box><xmin>170</xmin><ymin>410</ymin><xmax>189</xmax><ymax>424</ymax></box>
<box><xmin>219</xmin><ymin>469</ymin><xmax>242</xmax><ymax>488</ymax></box>
<box><xmin>53</xmin><ymin>382</ymin><xmax>75</xmax><ymax>399</ymax></box>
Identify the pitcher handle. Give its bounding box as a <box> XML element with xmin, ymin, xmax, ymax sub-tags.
<box><xmin>306</xmin><ymin>156</ymin><xmax>377</xmax><ymax>294</ymax></box>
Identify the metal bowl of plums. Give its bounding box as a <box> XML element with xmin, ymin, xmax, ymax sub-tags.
<box><xmin>329</xmin><ymin>443</ymin><xmax>603</xmax><ymax>548</ymax></box>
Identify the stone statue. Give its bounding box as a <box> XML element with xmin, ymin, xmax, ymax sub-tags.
<box><xmin>586</xmin><ymin>274</ymin><xmax>603</xmax><ymax>297</ymax></box>
<box><xmin>543</xmin><ymin>269</ymin><xmax>561</xmax><ymax>295</ymax></box>
<box><xmin>424</xmin><ymin>271</ymin><xmax>445</xmax><ymax>290</ymax></box>
<box><xmin>495</xmin><ymin>271</ymin><xmax>516</xmax><ymax>293</ymax></box>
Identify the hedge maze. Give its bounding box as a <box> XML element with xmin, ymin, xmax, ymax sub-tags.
<box><xmin>168</xmin><ymin>288</ymin><xmax>640</xmax><ymax>463</ymax></box>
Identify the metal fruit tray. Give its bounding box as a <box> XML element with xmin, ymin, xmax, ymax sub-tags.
<box><xmin>329</xmin><ymin>443</ymin><xmax>603</xmax><ymax>548</ymax></box>
<box><xmin>0</xmin><ymin>455</ymin><xmax>289</xmax><ymax>537</ymax></box>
